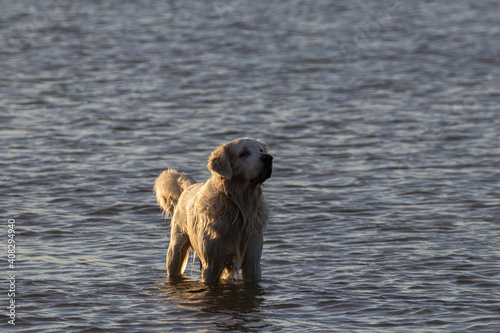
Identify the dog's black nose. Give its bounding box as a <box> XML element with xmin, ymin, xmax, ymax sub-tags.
<box><xmin>261</xmin><ymin>154</ymin><xmax>273</xmax><ymax>162</ymax></box>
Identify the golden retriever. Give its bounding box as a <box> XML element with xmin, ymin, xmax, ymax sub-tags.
<box><xmin>154</xmin><ymin>138</ymin><xmax>273</xmax><ymax>284</ymax></box>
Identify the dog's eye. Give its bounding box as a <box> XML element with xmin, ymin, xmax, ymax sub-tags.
<box><xmin>239</xmin><ymin>150</ymin><xmax>250</xmax><ymax>158</ymax></box>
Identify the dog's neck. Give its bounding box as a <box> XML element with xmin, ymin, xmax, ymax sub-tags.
<box><xmin>211</xmin><ymin>175</ymin><xmax>263</xmax><ymax>227</ymax></box>
<box><xmin>230</xmin><ymin>183</ymin><xmax>262</xmax><ymax>224</ymax></box>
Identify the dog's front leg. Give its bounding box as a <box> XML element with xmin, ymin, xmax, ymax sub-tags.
<box><xmin>201</xmin><ymin>257</ymin><xmax>225</xmax><ymax>284</ymax></box>
<box><xmin>241</xmin><ymin>236</ymin><xmax>263</xmax><ymax>283</ymax></box>
<box><xmin>241</xmin><ymin>258</ymin><xmax>262</xmax><ymax>283</ymax></box>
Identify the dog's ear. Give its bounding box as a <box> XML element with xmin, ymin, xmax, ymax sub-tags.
<box><xmin>257</xmin><ymin>139</ymin><xmax>269</xmax><ymax>153</ymax></box>
<box><xmin>208</xmin><ymin>144</ymin><xmax>233</xmax><ymax>179</ymax></box>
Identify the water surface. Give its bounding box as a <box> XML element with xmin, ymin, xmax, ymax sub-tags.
<box><xmin>1</xmin><ymin>0</ymin><xmax>499</xmax><ymax>332</ymax></box>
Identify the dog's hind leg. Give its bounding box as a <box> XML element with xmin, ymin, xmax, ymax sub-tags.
<box><xmin>166</xmin><ymin>228</ymin><xmax>191</xmax><ymax>277</ymax></box>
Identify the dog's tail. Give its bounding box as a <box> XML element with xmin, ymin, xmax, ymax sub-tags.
<box><xmin>154</xmin><ymin>169</ymin><xmax>196</xmax><ymax>217</ymax></box>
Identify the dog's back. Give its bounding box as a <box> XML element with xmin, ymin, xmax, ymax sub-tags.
<box><xmin>154</xmin><ymin>169</ymin><xmax>196</xmax><ymax>217</ymax></box>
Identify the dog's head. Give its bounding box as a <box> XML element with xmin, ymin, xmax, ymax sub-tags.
<box><xmin>208</xmin><ymin>138</ymin><xmax>273</xmax><ymax>185</ymax></box>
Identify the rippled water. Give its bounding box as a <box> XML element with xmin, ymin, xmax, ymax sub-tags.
<box><xmin>1</xmin><ymin>0</ymin><xmax>500</xmax><ymax>332</ymax></box>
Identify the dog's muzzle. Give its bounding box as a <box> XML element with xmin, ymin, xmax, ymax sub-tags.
<box><xmin>250</xmin><ymin>154</ymin><xmax>273</xmax><ymax>184</ymax></box>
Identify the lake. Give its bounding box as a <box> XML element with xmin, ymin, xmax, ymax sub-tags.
<box><xmin>1</xmin><ymin>0</ymin><xmax>499</xmax><ymax>332</ymax></box>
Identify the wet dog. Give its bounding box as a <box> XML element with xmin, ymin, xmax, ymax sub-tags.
<box><xmin>154</xmin><ymin>138</ymin><xmax>272</xmax><ymax>284</ymax></box>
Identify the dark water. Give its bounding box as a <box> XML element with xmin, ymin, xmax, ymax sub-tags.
<box><xmin>1</xmin><ymin>0</ymin><xmax>500</xmax><ymax>332</ymax></box>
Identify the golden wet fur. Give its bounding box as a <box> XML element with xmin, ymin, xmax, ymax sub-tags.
<box><xmin>154</xmin><ymin>138</ymin><xmax>273</xmax><ymax>284</ymax></box>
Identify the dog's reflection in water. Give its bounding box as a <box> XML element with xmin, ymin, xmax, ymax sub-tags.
<box><xmin>154</xmin><ymin>276</ymin><xmax>274</xmax><ymax>330</ymax></box>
